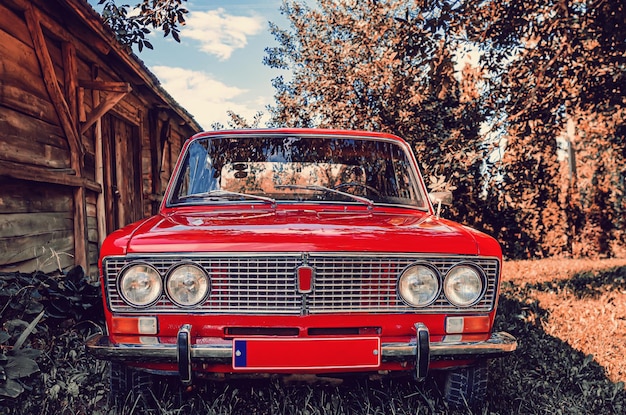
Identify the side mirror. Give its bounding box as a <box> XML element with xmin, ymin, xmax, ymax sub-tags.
<box><xmin>428</xmin><ymin>191</ymin><xmax>453</xmax><ymax>218</ymax></box>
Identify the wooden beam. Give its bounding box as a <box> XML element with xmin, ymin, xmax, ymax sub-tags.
<box><xmin>79</xmin><ymin>80</ymin><xmax>132</xmax><ymax>93</ymax></box>
<box><xmin>73</xmin><ymin>185</ymin><xmax>88</xmax><ymax>271</ymax></box>
<box><xmin>0</xmin><ymin>160</ymin><xmax>101</xmax><ymax>193</ymax></box>
<box><xmin>25</xmin><ymin>3</ymin><xmax>88</xmax><ymax>270</ymax></box>
<box><xmin>93</xmin><ymin>88</ymin><xmax>107</xmax><ymax>245</ymax></box>
<box><xmin>148</xmin><ymin>110</ymin><xmax>163</xmax><ymax>215</ymax></box>
<box><xmin>78</xmin><ymin>86</ymin><xmax>86</xmax><ymax>122</ymax></box>
<box><xmin>79</xmin><ymin>80</ymin><xmax>132</xmax><ymax>133</ymax></box>
<box><xmin>80</xmin><ymin>90</ymin><xmax>130</xmax><ymax>134</ymax></box>
<box><xmin>24</xmin><ymin>3</ymin><xmax>83</xmax><ymax>170</ymax></box>
<box><xmin>63</xmin><ymin>42</ymin><xmax>79</xmax><ymax>131</ymax></box>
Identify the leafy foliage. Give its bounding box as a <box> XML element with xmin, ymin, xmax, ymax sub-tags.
<box><xmin>456</xmin><ymin>0</ymin><xmax>626</xmax><ymax>258</ymax></box>
<box><xmin>93</xmin><ymin>0</ymin><xmax>625</xmax><ymax>258</ymax></box>
<box><xmin>264</xmin><ymin>0</ymin><xmax>493</xmax><ymax>236</ymax></box>
<box><xmin>97</xmin><ymin>0</ymin><xmax>188</xmax><ymax>51</ymax></box>
<box><xmin>265</xmin><ymin>0</ymin><xmax>625</xmax><ymax>259</ymax></box>
<box><xmin>211</xmin><ymin>110</ymin><xmax>266</xmax><ymax>131</ymax></box>
<box><xmin>0</xmin><ymin>267</ymin><xmax>103</xmax><ymax>404</ymax></box>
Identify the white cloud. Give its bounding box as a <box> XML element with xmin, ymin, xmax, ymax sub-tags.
<box><xmin>151</xmin><ymin>65</ymin><xmax>267</xmax><ymax>129</ymax></box>
<box><xmin>183</xmin><ymin>8</ymin><xmax>264</xmax><ymax>60</ymax></box>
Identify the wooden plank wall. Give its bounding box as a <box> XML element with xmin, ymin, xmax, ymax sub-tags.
<box><xmin>0</xmin><ymin>180</ymin><xmax>75</xmax><ymax>273</ymax></box>
<box><xmin>0</xmin><ymin>1</ymin><xmax>75</xmax><ymax>274</ymax></box>
<box><xmin>143</xmin><ymin>110</ymin><xmax>190</xmax><ymax>217</ymax></box>
<box><xmin>0</xmin><ymin>0</ymin><xmax>200</xmax><ymax>276</ymax></box>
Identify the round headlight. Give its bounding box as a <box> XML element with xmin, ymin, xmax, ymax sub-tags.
<box><xmin>118</xmin><ymin>263</ymin><xmax>162</xmax><ymax>307</ymax></box>
<box><xmin>166</xmin><ymin>263</ymin><xmax>210</xmax><ymax>307</ymax></box>
<box><xmin>398</xmin><ymin>264</ymin><xmax>440</xmax><ymax>307</ymax></box>
<box><xmin>444</xmin><ymin>264</ymin><xmax>485</xmax><ymax>307</ymax></box>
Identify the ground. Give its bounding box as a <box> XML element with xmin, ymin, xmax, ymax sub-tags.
<box><xmin>2</xmin><ymin>257</ymin><xmax>626</xmax><ymax>414</ymax></box>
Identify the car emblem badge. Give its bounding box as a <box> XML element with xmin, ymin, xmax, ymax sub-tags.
<box><xmin>296</xmin><ymin>265</ymin><xmax>314</xmax><ymax>294</ymax></box>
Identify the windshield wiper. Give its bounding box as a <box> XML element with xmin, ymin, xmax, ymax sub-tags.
<box><xmin>178</xmin><ymin>190</ymin><xmax>276</xmax><ymax>206</ymax></box>
<box><xmin>275</xmin><ymin>184</ymin><xmax>374</xmax><ymax>209</ymax></box>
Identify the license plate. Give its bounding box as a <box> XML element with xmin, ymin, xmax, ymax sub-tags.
<box><xmin>232</xmin><ymin>337</ymin><xmax>381</xmax><ymax>370</ymax></box>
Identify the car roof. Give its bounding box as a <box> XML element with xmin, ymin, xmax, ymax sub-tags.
<box><xmin>188</xmin><ymin>128</ymin><xmax>408</xmax><ymax>145</ymax></box>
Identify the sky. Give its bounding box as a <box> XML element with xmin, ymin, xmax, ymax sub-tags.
<box><xmin>88</xmin><ymin>1</ymin><xmax>479</xmax><ymax>131</ymax></box>
<box><xmin>90</xmin><ymin>1</ymin><xmax>290</xmax><ymax>129</ymax></box>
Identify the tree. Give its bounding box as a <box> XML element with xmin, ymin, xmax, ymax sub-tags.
<box><xmin>210</xmin><ymin>111</ymin><xmax>265</xmax><ymax>131</ymax></box>
<box><xmin>97</xmin><ymin>0</ymin><xmax>189</xmax><ymax>51</ymax></box>
<box><xmin>94</xmin><ymin>0</ymin><xmax>625</xmax><ymax>257</ymax></box>
<box><xmin>265</xmin><ymin>0</ymin><xmax>624</xmax><ymax>258</ymax></box>
<box><xmin>265</xmin><ymin>0</ymin><xmax>492</xmax><ymax>231</ymax></box>
<box><xmin>457</xmin><ymin>0</ymin><xmax>625</xmax><ymax>257</ymax></box>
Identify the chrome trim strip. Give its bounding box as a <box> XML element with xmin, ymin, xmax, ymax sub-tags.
<box><xmin>117</xmin><ymin>252</ymin><xmax>499</xmax><ymax>260</ymax></box>
<box><xmin>382</xmin><ymin>331</ymin><xmax>517</xmax><ymax>358</ymax></box>
<box><xmin>85</xmin><ymin>331</ymin><xmax>516</xmax><ymax>363</ymax></box>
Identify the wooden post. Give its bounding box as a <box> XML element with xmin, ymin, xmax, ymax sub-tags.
<box><xmin>62</xmin><ymin>42</ymin><xmax>78</xmax><ymax>130</ymax></box>
<box><xmin>94</xmin><ymin>88</ymin><xmax>107</xmax><ymax>246</ymax></box>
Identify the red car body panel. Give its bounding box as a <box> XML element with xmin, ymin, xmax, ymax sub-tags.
<box><xmin>101</xmin><ymin>207</ymin><xmax>498</xmax><ymax>256</ymax></box>
<box><xmin>90</xmin><ymin>129</ymin><xmax>514</xmax><ymax>383</ymax></box>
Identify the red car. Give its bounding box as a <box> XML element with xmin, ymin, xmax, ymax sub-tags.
<box><xmin>87</xmin><ymin>129</ymin><xmax>516</xmax><ymax>409</ymax></box>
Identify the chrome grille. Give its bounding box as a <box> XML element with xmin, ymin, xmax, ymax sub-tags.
<box><xmin>307</xmin><ymin>255</ymin><xmax>498</xmax><ymax>313</ymax></box>
<box><xmin>105</xmin><ymin>254</ymin><xmax>302</xmax><ymax>314</ymax></box>
<box><xmin>103</xmin><ymin>253</ymin><xmax>499</xmax><ymax>314</ymax></box>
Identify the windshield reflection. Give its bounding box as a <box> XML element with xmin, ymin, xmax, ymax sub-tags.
<box><xmin>169</xmin><ymin>134</ymin><xmax>426</xmax><ymax>209</ymax></box>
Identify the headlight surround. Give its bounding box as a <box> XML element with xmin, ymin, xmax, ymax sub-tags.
<box><xmin>165</xmin><ymin>263</ymin><xmax>210</xmax><ymax>307</ymax></box>
<box><xmin>398</xmin><ymin>263</ymin><xmax>441</xmax><ymax>307</ymax></box>
<box><xmin>118</xmin><ymin>263</ymin><xmax>162</xmax><ymax>307</ymax></box>
<box><xmin>444</xmin><ymin>264</ymin><xmax>485</xmax><ymax>307</ymax></box>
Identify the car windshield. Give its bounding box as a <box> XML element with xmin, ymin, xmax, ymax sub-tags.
<box><xmin>168</xmin><ymin>134</ymin><xmax>427</xmax><ymax>209</ymax></box>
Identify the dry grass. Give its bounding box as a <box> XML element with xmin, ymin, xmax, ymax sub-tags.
<box><xmin>485</xmin><ymin>257</ymin><xmax>626</xmax><ymax>414</ymax></box>
<box><xmin>3</xmin><ymin>257</ymin><xmax>626</xmax><ymax>414</ymax></box>
<box><xmin>502</xmin><ymin>258</ymin><xmax>626</xmax><ymax>384</ymax></box>
<box><xmin>503</xmin><ymin>257</ymin><xmax>626</xmax><ymax>286</ymax></box>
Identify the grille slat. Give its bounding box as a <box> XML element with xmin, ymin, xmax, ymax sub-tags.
<box><xmin>104</xmin><ymin>254</ymin><xmax>499</xmax><ymax>314</ymax></box>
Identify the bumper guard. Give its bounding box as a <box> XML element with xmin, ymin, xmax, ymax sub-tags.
<box><xmin>86</xmin><ymin>323</ymin><xmax>517</xmax><ymax>381</ymax></box>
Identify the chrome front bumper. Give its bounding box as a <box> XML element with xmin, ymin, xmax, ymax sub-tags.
<box><xmin>86</xmin><ymin>323</ymin><xmax>517</xmax><ymax>383</ymax></box>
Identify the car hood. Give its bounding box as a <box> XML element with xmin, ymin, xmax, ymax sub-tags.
<box><xmin>103</xmin><ymin>207</ymin><xmax>499</xmax><ymax>257</ymax></box>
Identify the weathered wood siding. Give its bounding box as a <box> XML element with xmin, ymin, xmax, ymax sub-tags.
<box><xmin>0</xmin><ymin>0</ymin><xmax>201</xmax><ymax>276</ymax></box>
<box><xmin>0</xmin><ymin>180</ymin><xmax>75</xmax><ymax>271</ymax></box>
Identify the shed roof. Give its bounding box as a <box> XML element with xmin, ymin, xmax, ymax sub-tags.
<box><xmin>65</xmin><ymin>0</ymin><xmax>203</xmax><ymax>131</ymax></box>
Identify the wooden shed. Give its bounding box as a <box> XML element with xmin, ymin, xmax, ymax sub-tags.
<box><xmin>0</xmin><ymin>0</ymin><xmax>202</xmax><ymax>276</ymax></box>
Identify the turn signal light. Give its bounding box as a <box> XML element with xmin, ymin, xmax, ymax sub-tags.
<box><xmin>445</xmin><ymin>316</ymin><xmax>490</xmax><ymax>334</ymax></box>
<box><xmin>111</xmin><ymin>316</ymin><xmax>158</xmax><ymax>335</ymax></box>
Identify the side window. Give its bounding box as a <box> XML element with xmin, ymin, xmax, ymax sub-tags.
<box><xmin>173</xmin><ymin>141</ymin><xmax>218</xmax><ymax>200</ymax></box>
